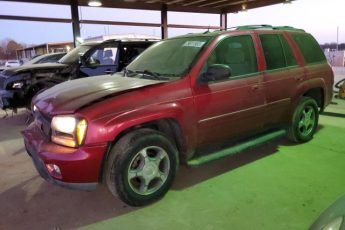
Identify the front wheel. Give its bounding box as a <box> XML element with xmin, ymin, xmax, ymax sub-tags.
<box><xmin>287</xmin><ymin>96</ymin><xmax>319</xmax><ymax>143</ymax></box>
<box><xmin>105</xmin><ymin>129</ymin><xmax>178</xmax><ymax>206</ymax></box>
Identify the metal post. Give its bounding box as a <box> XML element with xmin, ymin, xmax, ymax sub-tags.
<box><xmin>161</xmin><ymin>4</ymin><xmax>168</xmax><ymax>39</ymax></box>
<box><xmin>336</xmin><ymin>26</ymin><xmax>339</xmax><ymax>51</ymax></box>
<box><xmin>220</xmin><ymin>12</ymin><xmax>227</xmax><ymax>30</ymax></box>
<box><xmin>71</xmin><ymin>0</ymin><xmax>81</xmax><ymax>47</ymax></box>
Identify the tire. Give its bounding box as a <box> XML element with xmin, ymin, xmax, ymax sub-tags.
<box><xmin>287</xmin><ymin>96</ymin><xmax>319</xmax><ymax>143</ymax></box>
<box><xmin>105</xmin><ymin>128</ymin><xmax>179</xmax><ymax>206</ymax></box>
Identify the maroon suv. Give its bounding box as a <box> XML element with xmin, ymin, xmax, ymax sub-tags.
<box><xmin>23</xmin><ymin>25</ymin><xmax>334</xmax><ymax>206</ymax></box>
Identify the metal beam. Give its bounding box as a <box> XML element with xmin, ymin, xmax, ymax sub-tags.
<box><xmin>70</xmin><ymin>0</ymin><xmax>81</xmax><ymax>47</ymax></box>
<box><xmin>161</xmin><ymin>4</ymin><xmax>168</xmax><ymax>39</ymax></box>
<box><xmin>0</xmin><ymin>15</ymin><xmax>71</xmax><ymax>23</ymax></box>
<box><xmin>80</xmin><ymin>20</ymin><xmax>161</xmax><ymax>27</ymax></box>
<box><xmin>168</xmin><ymin>24</ymin><xmax>221</xmax><ymax>30</ymax></box>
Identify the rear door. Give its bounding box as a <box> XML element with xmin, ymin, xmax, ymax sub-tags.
<box><xmin>259</xmin><ymin>33</ymin><xmax>302</xmax><ymax>126</ymax></box>
<box><xmin>193</xmin><ymin>35</ymin><xmax>266</xmax><ymax>146</ymax></box>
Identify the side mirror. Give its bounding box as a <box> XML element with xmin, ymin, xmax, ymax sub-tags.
<box><xmin>79</xmin><ymin>56</ymin><xmax>86</xmax><ymax>66</ymax></box>
<box><xmin>199</xmin><ymin>64</ymin><xmax>231</xmax><ymax>84</ymax></box>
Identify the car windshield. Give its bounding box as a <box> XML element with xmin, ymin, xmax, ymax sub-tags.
<box><xmin>58</xmin><ymin>45</ymin><xmax>92</xmax><ymax>64</ymax></box>
<box><xmin>125</xmin><ymin>36</ymin><xmax>211</xmax><ymax>79</ymax></box>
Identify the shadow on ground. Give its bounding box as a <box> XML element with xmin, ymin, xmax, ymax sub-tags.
<box><xmin>0</xmin><ymin>111</ymin><xmax>331</xmax><ymax>229</ymax></box>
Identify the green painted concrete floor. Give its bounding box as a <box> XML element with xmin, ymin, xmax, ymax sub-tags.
<box><xmin>0</xmin><ymin>99</ymin><xmax>344</xmax><ymax>230</ymax></box>
<box><xmin>79</xmin><ymin>100</ymin><xmax>345</xmax><ymax>230</ymax></box>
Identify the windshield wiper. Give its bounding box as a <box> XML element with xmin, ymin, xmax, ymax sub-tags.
<box><xmin>134</xmin><ymin>70</ymin><xmax>162</xmax><ymax>80</ymax></box>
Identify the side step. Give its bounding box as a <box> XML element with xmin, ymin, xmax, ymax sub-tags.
<box><xmin>187</xmin><ymin>129</ymin><xmax>287</xmax><ymax>167</ymax></box>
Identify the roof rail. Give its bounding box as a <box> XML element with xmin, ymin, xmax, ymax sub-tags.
<box><xmin>226</xmin><ymin>25</ymin><xmax>305</xmax><ymax>32</ymax></box>
<box><xmin>234</xmin><ymin>25</ymin><xmax>273</xmax><ymax>30</ymax></box>
<box><xmin>272</xmin><ymin>26</ymin><xmax>305</xmax><ymax>32</ymax></box>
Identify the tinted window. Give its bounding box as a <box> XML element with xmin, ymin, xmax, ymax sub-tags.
<box><xmin>292</xmin><ymin>34</ymin><xmax>326</xmax><ymax>64</ymax></box>
<box><xmin>260</xmin><ymin>34</ymin><xmax>297</xmax><ymax>70</ymax></box>
<box><xmin>200</xmin><ymin>35</ymin><xmax>258</xmax><ymax>78</ymax></box>
<box><xmin>260</xmin><ymin>34</ymin><xmax>286</xmax><ymax>70</ymax></box>
<box><xmin>280</xmin><ymin>35</ymin><xmax>297</xmax><ymax>66</ymax></box>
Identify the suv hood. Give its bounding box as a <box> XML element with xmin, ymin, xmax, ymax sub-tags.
<box><xmin>2</xmin><ymin>63</ymin><xmax>67</xmax><ymax>77</ymax></box>
<box><xmin>34</xmin><ymin>73</ymin><xmax>165</xmax><ymax>115</ymax></box>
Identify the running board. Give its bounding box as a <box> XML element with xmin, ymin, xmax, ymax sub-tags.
<box><xmin>187</xmin><ymin>129</ymin><xmax>287</xmax><ymax>167</ymax></box>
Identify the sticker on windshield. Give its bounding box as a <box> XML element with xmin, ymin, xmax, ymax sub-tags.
<box><xmin>183</xmin><ymin>41</ymin><xmax>206</xmax><ymax>48</ymax></box>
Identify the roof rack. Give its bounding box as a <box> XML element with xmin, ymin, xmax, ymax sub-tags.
<box><xmin>227</xmin><ymin>24</ymin><xmax>305</xmax><ymax>32</ymax></box>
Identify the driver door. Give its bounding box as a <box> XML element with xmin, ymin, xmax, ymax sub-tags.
<box><xmin>193</xmin><ymin>35</ymin><xmax>266</xmax><ymax>146</ymax></box>
<box><xmin>79</xmin><ymin>43</ymin><xmax>119</xmax><ymax>77</ymax></box>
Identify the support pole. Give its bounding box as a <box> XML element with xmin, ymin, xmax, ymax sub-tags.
<box><xmin>161</xmin><ymin>4</ymin><xmax>168</xmax><ymax>39</ymax></box>
<box><xmin>71</xmin><ymin>0</ymin><xmax>81</xmax><ymax>47</ymax></box>
<box><xmin>220</xmin><ymin>12</ymin><xmax>227</xmax><ymax>30</ymax></box>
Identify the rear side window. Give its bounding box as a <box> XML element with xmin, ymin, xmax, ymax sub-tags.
<box><xmin>259</xmin><ymin>34</ymin><xmax>297</xmax><ymax>70</ymax></box>
<box><xmin>292</xmin><ymin>34</ymin><xmax>326</xmax><ymax>64</ymax></box>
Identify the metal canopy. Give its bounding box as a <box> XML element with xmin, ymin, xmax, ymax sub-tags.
<box><xmin>1</xmin><ymin>0</ymin><xmax>292</xmax><ymax>45</ymax></box>
<box><xmin>3</xmin><ymin>0</ymin><xmax>290</xmax><ymax>14</ymax></box>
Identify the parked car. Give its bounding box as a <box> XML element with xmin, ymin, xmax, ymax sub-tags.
<box><xmin>23</xmin><ymin>52</ymin><xmax>67</xmax><ymax>66</ymax></box>
<box><xmin>310</xmin><ymin>194</ymin><xmax>345</xmax><ymax>230</ymax></box>
<box><xmin>5</xmin><ymin>60</ymin><xmax>20</xmax><ymax>67</ymax></box>
<box><xmin>23</xmin><ymin>25</ymin><xmax>333</xmax><ymax>206</ymax></box>
<box><xmin>0</xmin><ymin>39</ymin><xmax>155</xmax><ymax>110</ymax></box>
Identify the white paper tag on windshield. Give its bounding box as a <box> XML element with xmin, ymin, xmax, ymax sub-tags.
<box><xmin>183</xmin><ymin>41</ymin><xmax>206</xmax><ymax>48</ymax></box>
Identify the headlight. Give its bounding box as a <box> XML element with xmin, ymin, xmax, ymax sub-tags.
<box><xmin>51</xmin><ymin>116</ymin><xmax>88</xmax><ymax>148</ymax></box>
<box><xmin>12</xmin><ymin>81</ymin><xmax>24</xmax><ymax>89</ymax></box>
<box><xmin>322</xmin><ymin>216</ymin><xmax>343</xmax><ymax>230</ymax></box>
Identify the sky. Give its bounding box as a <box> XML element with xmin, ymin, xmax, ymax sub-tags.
<box><xmin>0</xmin><ymin>0</ymin><xmax>344</xmax><ymax>45</ymax></box>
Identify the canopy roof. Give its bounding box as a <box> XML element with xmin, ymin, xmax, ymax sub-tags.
<box><xmin>4</xmin><ymin>0</ymin><xmax>291</xmax><ymax>13</ymax></box>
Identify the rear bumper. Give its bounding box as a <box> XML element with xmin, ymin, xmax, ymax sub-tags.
<box><xmin>22</xmin><ymin>122</ymin><xmax>107</xmax><ymax>191</ymax></box>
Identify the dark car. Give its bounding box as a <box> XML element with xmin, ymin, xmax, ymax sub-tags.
<box><xmin>23</xmin><ymin>25</ymin><xmax>333</xmax><ymax>206</ymax></box>
<box><xmin>0</xmin><ymin>39</ymin><xmax>155</xmax><ymax>110</ymax></box>
<box><xmin>23</xmin><ymin>52</ymin><xmax>67</xmax><ymax>66</ymax></box>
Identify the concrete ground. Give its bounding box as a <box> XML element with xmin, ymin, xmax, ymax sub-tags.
<box><xmin>1</xmin><ymin>68</ymin><xmax>345</xmax><ymax>230</ymax></box>
<box><xmin>0</xmin><ymin>100</ymin><xmax>344</xmax><ymax>230</ymax></box>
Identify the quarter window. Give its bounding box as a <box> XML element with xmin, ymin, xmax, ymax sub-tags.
<box><xmin>292</xmin><ymin>34</ymin><xmax>326</xmax><ymax>64</ymax></box>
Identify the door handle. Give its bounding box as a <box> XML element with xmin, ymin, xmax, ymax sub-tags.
<box><xmin>252</xmin><ymin>84</ymin><xmax>260</xmax><ymax>90</ymax></box>
<box><xmin>295</xmin><ymin>76</ymin><xmax>303</xmax><ymax>81</ymax></box>
<box><xmin>104</xmin><ymin>70</ymin><xmax>114</xmax><ymax>74</ymax></box>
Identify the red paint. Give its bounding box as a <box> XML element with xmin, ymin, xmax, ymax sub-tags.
<box><xmin>23</xmin><ymin>29</ymin><xmax>334</xmax><ymax>186</ymax></box>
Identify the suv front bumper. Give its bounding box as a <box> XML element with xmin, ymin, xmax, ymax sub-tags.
<box><xmin>22</xmin><ymin>121</ymin><xmax>107</xmax><ymax>191</ymax></box>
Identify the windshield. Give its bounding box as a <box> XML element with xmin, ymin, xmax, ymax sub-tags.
<box><xmin>126</xmin><ymin>36</ymin><xmax>210</xmax><ymax>79</ymax></box>
<box><xmin>58</xmin><ymin>45</ymin><xmax>92</xmax><ymax>64</ymax></box>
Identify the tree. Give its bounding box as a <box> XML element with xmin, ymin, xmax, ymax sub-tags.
<box><xmin>6</xmin><ymin>39</ymin><xmax>23</xmax><ymax>59</ymax></box>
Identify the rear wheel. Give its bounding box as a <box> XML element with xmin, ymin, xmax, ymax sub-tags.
<box><xmin>106</xmin><ymin>129</ymin><xmax>178</xmax><ymax>206</ymax></box>
<box><xmin>287</xmin><ymin>96</ymin><xmax>319</xmax><ymax>143</ymax></box>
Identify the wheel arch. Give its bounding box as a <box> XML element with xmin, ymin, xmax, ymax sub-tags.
<box><xmin>98</xmin><ymin>117</ymin><xmax>188</xmax><ymax>183</ymax></box>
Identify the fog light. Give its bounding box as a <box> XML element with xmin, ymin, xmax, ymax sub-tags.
<box><xmin>46</xmin><ymin>163</ymin><xmax>62</xmax><ymax>179</ymax></box>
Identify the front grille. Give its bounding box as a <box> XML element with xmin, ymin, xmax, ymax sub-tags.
<box><xmin>34</xmin><ymin>110</ymin><xmax>52</xmax><ymax>138</ymax></box>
